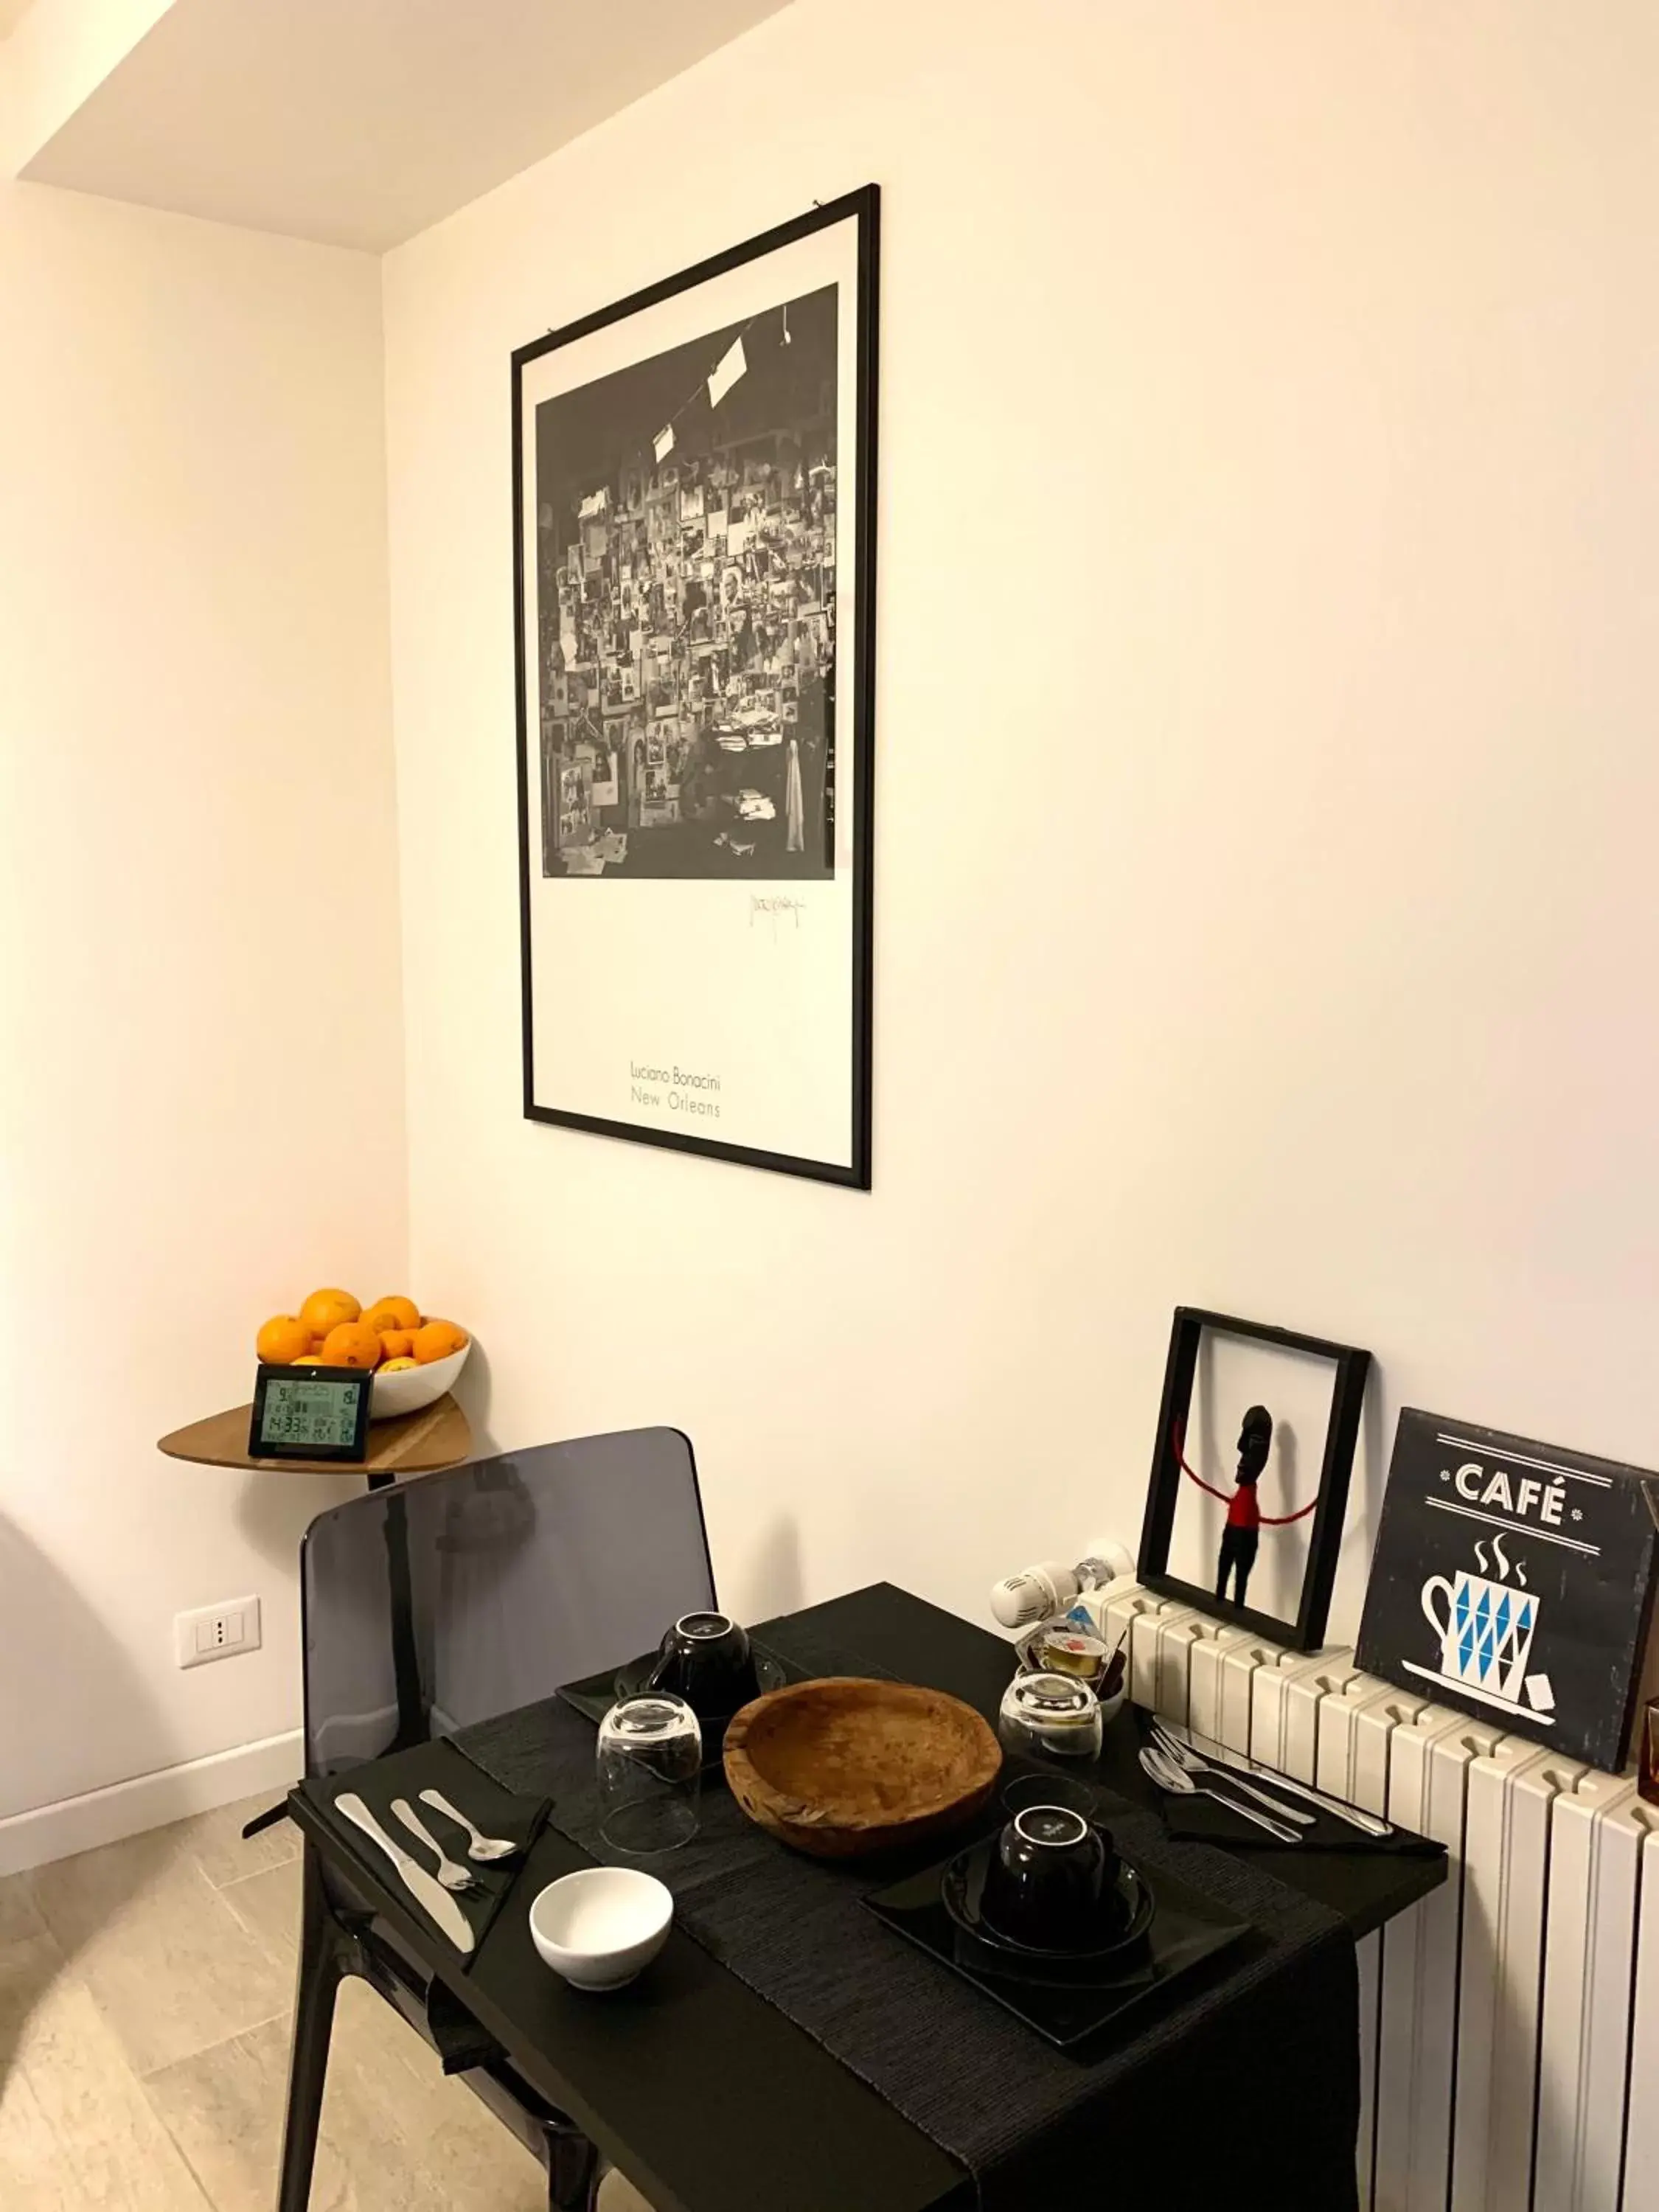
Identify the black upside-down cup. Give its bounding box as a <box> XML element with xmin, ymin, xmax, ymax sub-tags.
<box><xmin>980</xmin><ymin>1804</ymin><xmax>1119</xmax><ymax>1952</ymax></box>
<box><xmin>647</xmin><ymin>1610</ymin><xmax>760</xmax><ymax>1719</ymax></box>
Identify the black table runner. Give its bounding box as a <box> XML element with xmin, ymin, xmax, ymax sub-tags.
<box><xmin>455</xmin><ymin>1614</ymin><xmax>1360</xmax><ymax>2212</ymax></box>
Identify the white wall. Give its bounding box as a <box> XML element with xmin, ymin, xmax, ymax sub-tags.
<box><xmin>0</xmin><ymin>179</ymin><xmax>404</xmax><ymax>1844</ymax></box>
<box><xmin>383</xmin><ymin>0</ymin><xmax>1659</xmax><ymax>1649</ymax></box>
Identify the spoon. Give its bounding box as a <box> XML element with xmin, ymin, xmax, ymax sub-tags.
<box><xmin>419</xmin><ymin>1787</ymin><xmax>520</xmax><ymax>1863</ymax></box>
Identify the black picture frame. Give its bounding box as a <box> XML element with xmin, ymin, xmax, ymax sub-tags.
<box><xmin>1137</xmin><ymin>1307</ymin><xmax>1372</xmax><ymax>1652</ymax></box>
<box><xmin>512</xmin><ymin>186</ymin><xmax>880</xmax><ymax>1186</ymax></box>
<box><xmin>247</xmin><ymin>1363</ymin><xmax>372</xmax><ymax>1464</ymax></box>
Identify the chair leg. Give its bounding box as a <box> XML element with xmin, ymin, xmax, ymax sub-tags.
<box><xmin>546</xmin><ymin>2126</ymin><xmax>600</xmax><ymax>2210</ymax></box>
<box><xmin>277</xmin><ymin>1842</ymin><xmax>344</xmax><ymax>2212</ymax></box>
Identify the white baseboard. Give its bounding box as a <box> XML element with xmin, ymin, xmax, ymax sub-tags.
<box><xmin>0</xmin><ymin>1730</ymin><xmax>305</xmax><ymax>1877</ymax></box>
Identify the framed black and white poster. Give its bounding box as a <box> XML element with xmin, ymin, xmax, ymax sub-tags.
<box><xmin>1356</xmin><ymin>1409</ymin><xmax>1659</xmax><ymax>1771</ymax></box>
<box><xmin>513</xmin><ymin>186</ymin><xmax>879</xmax><ymax>1186</ymax></box>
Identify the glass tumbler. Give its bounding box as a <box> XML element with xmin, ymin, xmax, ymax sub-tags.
<box><xmin>597</xmin><ymin>1693</ymin><xmax>702</xmax><ymax>1854</ymax></box>
<box><xmin>998</xmin><ymin>1671</ymin><xmax>1104</xmax><ymax>1763</ymax></box>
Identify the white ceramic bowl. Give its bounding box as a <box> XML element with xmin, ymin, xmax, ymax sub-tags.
<box><xmin>529</xmin><ymin>1868</ymin><xmax>672</xmax><ymax>1992</ymax></box>
<box><xmin>369</xmin><ymin>1341</ymin><xmax>469</xmax><ymax>1421</ymax></box>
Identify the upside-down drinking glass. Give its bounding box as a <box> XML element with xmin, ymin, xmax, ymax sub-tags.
<box><xmin>998</xmin><ymin>1672</ymin><xmax>1105</xmax><ymax>1763</ymax></box>
<box><xmin>597</xmin><ymin>1694</ymin><xmax>702</xmax><ymax>1854</ymax></box>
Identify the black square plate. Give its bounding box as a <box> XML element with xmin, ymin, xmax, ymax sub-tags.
<box><xmin>865</xmin><ymin>1847</ymin><xmax>1254</xmax><ymax>2049</ymax></box>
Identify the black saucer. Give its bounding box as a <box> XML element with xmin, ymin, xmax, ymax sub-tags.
<box><xmin>941</xmin><ymin>1837</ymin><xmax>1155</xmax><ymax>1972</ymax></box>
<box><xmin>613</xmin><ymin>1645</ymin><xmax>788</xmax><ymax>1711</ymax></box>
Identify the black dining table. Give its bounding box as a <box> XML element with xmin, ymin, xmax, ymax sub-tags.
<box><xmin>279</xmin><ymin>1582</ymin><xmax>1445</xmax><ymax>2212</ymax></box>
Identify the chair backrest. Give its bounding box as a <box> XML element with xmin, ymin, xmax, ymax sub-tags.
<box><xmin>299</xmin><ymin>1427</ymin><xmax>716</xmax><ymax>1780</ymax></box>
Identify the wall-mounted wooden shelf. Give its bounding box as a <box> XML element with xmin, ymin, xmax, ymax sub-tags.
<box><xmin>158</xmin><ymin>1394</ymin><xmax>471</xmax><ymax>1481</ymax></box>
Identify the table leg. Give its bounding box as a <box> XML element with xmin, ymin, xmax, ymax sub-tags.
<box><xmin>277</xmin><ymin>1841</ymin><xmax>343</xmax><ymax>2212</ymax></box>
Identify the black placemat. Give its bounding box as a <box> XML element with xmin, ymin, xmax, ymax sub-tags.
<box><xmin>1158</xmin><ymin>1792</ymin><xmax>1444</xmax><ymax>1851</ymax></box>
<box><xmin>456</xmin><ymin>1620</ymin><xmax>1360</xmax><ymax>2212</ymax></box>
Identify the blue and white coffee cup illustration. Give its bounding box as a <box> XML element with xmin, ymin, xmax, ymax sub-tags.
<box><xmin>1421</xmin><ymin>1556</ymin><xmax>1537</xmax><ymax>1704</ymax></box>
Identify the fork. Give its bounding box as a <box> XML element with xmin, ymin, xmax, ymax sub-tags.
<box><xmin>1139</xmin><ymin>1745</ymin><xmax>1304</xmax><ymax>1844</ymax></box>
<box><xmin>1150</xmin><ymin>1722</ymin><xmax>1314</xmax><ymax>1826</ymax></box>
<box><xmin>392</xmin><ymin>1798</ymin><xmax>479</xmax><ymax>1891</ymax></box>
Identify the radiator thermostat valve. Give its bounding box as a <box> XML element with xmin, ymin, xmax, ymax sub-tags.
<box><xmin>990</xmin><ymin>1557</ymin><xmax>1116</xmax><ymax>1631</ymax></box>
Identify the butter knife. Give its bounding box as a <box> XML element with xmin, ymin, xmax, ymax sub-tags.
<box><xmin>1164</xmin><ymin>1722</ymin><xmax>1394</xmax><ymax>1837</ymax></box>
<box><xmin>335</xmin><ymin>1793</ymin><xmax>477</xmax><ymax>1954</ymax></box>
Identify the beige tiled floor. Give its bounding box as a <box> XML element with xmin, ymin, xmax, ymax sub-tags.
<box><xmin>0</xmin><ymin>1798</ymin><xmax>650</xmax><ymax>2211</ymax></box>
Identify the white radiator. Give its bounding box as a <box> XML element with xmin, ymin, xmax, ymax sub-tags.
<box><xmin>1093</xmin><ymin>1583</ymin><xmax>1659</xmax><ymax>2212</ymax></box>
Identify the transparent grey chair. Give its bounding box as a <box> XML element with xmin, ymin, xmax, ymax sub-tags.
<box><xmin>278</xmin><ymin>1428</ymin><xmax>714</xmax><ymax>2212</ymax></box>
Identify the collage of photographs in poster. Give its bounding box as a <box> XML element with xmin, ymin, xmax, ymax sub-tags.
<box><xmin>536</xmin><ymin>282</ymin><xmax>839</xmax><ymax>881</ymax></box>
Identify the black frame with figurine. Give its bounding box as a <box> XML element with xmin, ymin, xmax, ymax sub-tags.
<box><xmin>1137</xmin><ymin>1307</ymin><xmax>1372</xmax><ymax>1652</ymax></box>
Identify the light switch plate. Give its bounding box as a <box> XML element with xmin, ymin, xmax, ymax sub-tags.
<box><xmin>175</xmin><ymin>1596</ymin><xmax>261</xmax><ymax>1669</ymax></box>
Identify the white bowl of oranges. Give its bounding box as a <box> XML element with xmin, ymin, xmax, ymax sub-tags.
<box><xmin>255</xmin><ymin>1291</ymin><xmax>470</xmax><ymax>1422</ymax></box>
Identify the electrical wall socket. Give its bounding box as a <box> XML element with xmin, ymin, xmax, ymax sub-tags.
<box><xmin>175</xmin><ymin>1596</ymin><xmax>261</xmax><ymax>1670</ymax></box>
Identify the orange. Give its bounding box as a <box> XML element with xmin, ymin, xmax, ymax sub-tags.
<box><xmin>295</xmin><ymin>1346</ymin><xmax>336</xmax><ymax>1365</ymax></box>
<box><xmin>320</xmin><ymin>1320</ymin><xmax>383</xmax><ymax>1369</ymax></box>
<box><xmin>363</xmin><ymin>1295</ymin><xmax>420</xmax><ymax>1335</ymax></box>
<box><xmin>411</xmin><ymin>1319</ymin><xmax>468</xmax><ymax>1365</ymax></box>
<box><xmin>257</xmin><ymin>1315</ymin><xmax>313</xmax><ymax>1365</ymax></box>
<box><xmin>378</xmin><ymin>1329</ymin><xmax>415</xmax><ymax>1361</ymax></box>
<box><xmin>378</xmin><ymin>1356</ymin><xmax>419</xmax><ymax>1374</ymax></box>
<box><xmin>299</xmin><ymin>1287</ymin><xmax>361</xmax><ymax>1338</ymax></box>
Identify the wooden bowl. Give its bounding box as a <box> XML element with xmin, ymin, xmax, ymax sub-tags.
<box><xmin>723</xmin><ymin>1677</ymin><xmax>1002</xmax><ymax>1860</ymax></box>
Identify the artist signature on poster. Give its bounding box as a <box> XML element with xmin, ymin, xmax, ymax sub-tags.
<box><xmin>628</xmin><ymin>1061</ymin><xmax>723</xmax><ymax>1119</ymax></box>
<box><xmin>751</xmin><ymin>894</ymin><xmax>807</xmax><ymax>937</ymax></box>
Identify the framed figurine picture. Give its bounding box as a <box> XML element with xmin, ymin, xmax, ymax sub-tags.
<box><xmin>1356</xmin><ymin>1410</ymin><xmax>1659</xmax><ymax>1770</ymax></box>
<box><xmin>513</xmin><ymin>186</ymin><xmax>880</xmax><ymax>1186</ymax></box>
<box><xmin>1137</xmin><ymin>1307</ymin><xmax>1372</xmax><ymax>1652</ymax></box>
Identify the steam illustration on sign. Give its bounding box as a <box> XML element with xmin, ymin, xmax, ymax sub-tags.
<box><xmin>1405</xmin><ymin>1531</ymin><xmax>1556</xmax><ymax>1717</ymax></box>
